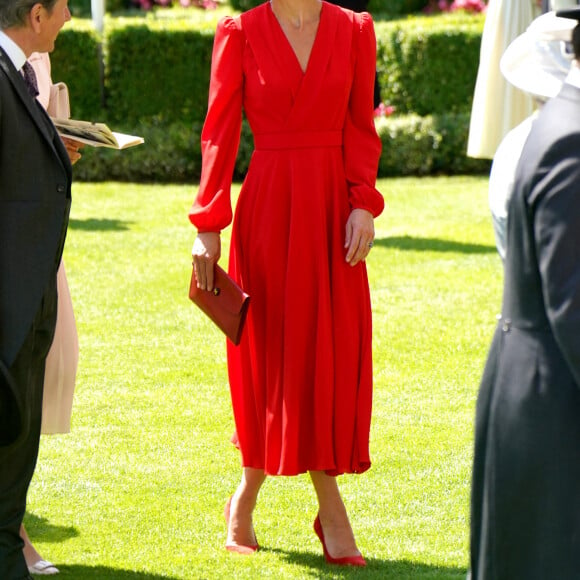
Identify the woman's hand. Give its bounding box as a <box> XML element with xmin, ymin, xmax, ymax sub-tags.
<box><xmin>344</xmin><ymin>208</ymin><xmax>375</xmax><ymax>266</ymax></box>
<box><xmin>192</xmin><ymin>232</ymin><xmax>221</xmax><ymax>290</ymax></box>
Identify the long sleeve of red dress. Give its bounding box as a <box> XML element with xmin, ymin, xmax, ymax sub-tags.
<box><xmin>343</xmin><ymin>12</ymin><xmax>383</xmax><ymax>217</ymax></box>
<box><xmin>189</xmin><ymin>17</ymin><xmax>244</xmax><ymax>233</ymax></box>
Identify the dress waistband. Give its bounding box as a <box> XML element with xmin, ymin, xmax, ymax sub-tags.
<box><xmin>254</xmin><ymin>131</ymin><xmax>343</xmax><ymax>150</ymax></box>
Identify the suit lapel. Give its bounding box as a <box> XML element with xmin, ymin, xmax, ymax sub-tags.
<box><xmin>0</xmin><ymin>48</ymin><xmax>71</xmax><ymax>176</ymax></box>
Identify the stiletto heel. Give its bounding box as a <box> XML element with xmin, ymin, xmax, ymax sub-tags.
<box><xmin>313</xmin><ymin>515</ymin><xmax>366</xmax><ymax>567</ymax></box>
<box><xmin>224</xmin><ymin>496</ymin><xmax>259</xmax><ymax>554</ymax></box>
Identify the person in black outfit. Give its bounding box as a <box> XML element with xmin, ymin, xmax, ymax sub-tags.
<box><xmin>470</xmin><ymin>6</ymin><xmax>580</xmax><ymax>579</ymax></box>
<box><xmin>0</xmin><ymin>0</ymin><xmax>73</xmax><ymax>576</ymax></box>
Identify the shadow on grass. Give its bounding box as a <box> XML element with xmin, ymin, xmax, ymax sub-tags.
<box><xmin>49</xmin><ymin>567</ymin><xmax>179</xmax><ymax>579</ymax></box>
<box><xmin>24</xmin><ymin>512</ymin><xmax>78</xmax><ymax>543</ymax></box>
<box><xmin>69</xmin><ymin>218</ymin><xmax>133</xmax><ymax>231</ymax></box>
<box><xmin>375</xmin><ymin>235</ymin><xmax>496</xmax><ymax>255</ymax></box>
<box><xmin>264</xmin><ymin>547</ymin><xmax>468</xmax><ymax>579</ymax></box>
<box><xmin>23</xmin><ymin>517</ymin><xmax>178</xmax><ymax>579</ymax></box>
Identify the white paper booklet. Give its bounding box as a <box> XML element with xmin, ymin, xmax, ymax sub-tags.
<box><xmin>51</xmin><ymin>118</ymin><xmax>144</xmax><ymax>150</ymax></box>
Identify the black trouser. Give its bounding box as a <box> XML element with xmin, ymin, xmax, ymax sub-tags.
<box><xmin>0</xmin><ymin>279</ymin><xmax>57</xmax><ymax>579</ymax></box>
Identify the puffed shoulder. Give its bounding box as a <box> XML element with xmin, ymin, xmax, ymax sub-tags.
<box><xmin>351</xmin><ymin>10</ymin><xmax>376</xmax><ymax>56</ymax></box>
<box><xmin>353</xmin><ymin>10</ymin><xmax>374</xmax><ymax>33</ymax></box>
<box><xmin>214</xmin><ymin>14</ymin><xmax>244</xmax><ymax>51</ymax></box>
<box><xmin>217</xmin><ymin>14</ymin><xmax>243</xmax><ymax>34</ymax></box>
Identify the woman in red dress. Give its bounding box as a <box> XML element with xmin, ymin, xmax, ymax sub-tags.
<box><xmin>190</xmin><ymin>0</ymin><xmax>383</xmax><ymax>565</ymax></box>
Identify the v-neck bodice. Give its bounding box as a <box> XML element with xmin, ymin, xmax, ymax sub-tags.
<box><xmin>267</xmin><ymin>1</ymin><xmax>323</xmax><ymax>75</ymax></box>
<box><xmin>239</xmin><ymin>1</ymin><xmax>348</xmax><ymax>134</ymax></box>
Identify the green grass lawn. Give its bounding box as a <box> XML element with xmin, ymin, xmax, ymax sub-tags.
<box><xmin>25</xmin><ymin>175</ymin><xmax>501</xmax><ymax>579</ymax></box>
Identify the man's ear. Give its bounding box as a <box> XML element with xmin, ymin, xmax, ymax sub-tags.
<box><xmin>28</xmin><ymin>3</ymin><xmax>44</xmax><ymax>33</ymax></box>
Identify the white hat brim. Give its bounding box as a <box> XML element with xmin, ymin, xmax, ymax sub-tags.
<box><xmin>500</xmin><ymin>12</ymin><xmax>575</xmax><ymax>99</ymax></box>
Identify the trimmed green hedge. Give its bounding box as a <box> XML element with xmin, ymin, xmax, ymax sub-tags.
<box><xmin>50</xmin><ymin>23</ymin><xmax>103</xmax><ymax>120</ymax></box>
<box><xmin>50</xmin><ymin>11</ymin><xmax>487</xmax><ymax>181</ymax></box>
<box><xmin>71</xmin><ymin>121</ymin><xmax>203</xmax><ymax>182</ymax></box>
<box><xmin>105</xmin><ymin>21</ymin><xmax>215</xmax><ymax>124</ymax></box>
<box><xmin>376</xmin><ymin>113</ymin><xmax>489</xmax><ymax>176</ymax></box>
<box><xmin>376</xmin><ymin>14</ymin><xmax>484</xmax><ymax>115</ymax></box>
<box><xmin>70</xmin><ymin>113</ymin><xmax>489</xmax><ymax>182</ymax></box>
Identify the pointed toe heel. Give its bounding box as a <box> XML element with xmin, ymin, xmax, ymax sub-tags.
<box><xmin>313</xmin><ymin>515</ymin><xmax>366</xmax><ymax>567</ymax></box>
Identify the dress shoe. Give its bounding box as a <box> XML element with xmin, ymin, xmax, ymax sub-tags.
<box><xmin>313</xmin><ymin>515</ymin><xmax>366</xmax><ymax>567</ymax></box>
<box><xmin>224</xmin><ymin>496</ymin><xmax>259</xmax><ymax>554</ymax></box>
<box><xmin>28</xmin><ymin>559</ymin><xmax>59</xmax><ymax>575</ymax></box>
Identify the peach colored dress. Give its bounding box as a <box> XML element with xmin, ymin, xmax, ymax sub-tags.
<box><xmin>30</xmin><ymin>52</ymin><xmax>78</xmax><ymax>434</ymax></box>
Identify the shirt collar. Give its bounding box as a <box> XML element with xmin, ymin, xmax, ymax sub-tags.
<box><xmin>0</xmin><ymin>30</ymin><xmax>27</xmax><ymax>71</ymax></box>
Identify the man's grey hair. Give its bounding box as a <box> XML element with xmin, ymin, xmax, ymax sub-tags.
<box><xmin>0</xmin><ymin>0</ymin><xmax>59</xmax><ymax>30</ymax></box>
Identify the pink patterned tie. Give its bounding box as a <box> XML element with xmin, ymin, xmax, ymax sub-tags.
<box><xmin>21</xmin><ymin>61</ymin><xmax>39</xmax><ymax>98</ymax></box>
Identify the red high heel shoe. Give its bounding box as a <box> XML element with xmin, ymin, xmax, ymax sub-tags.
<box><xmin>224</xmin><ymin>496</ymin><xmax>259</xmax><ymax>554</ymax></box>
<box><xmin>313</xmin><ymin>515</ymin><xmax>366</xmax><ymax>567</ymax></box>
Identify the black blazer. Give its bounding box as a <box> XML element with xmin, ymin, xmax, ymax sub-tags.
<box><xmin>471</xmin><ymin>83</ymin><xmax>580</xmax><ymax>579</ymax></box>
<box><xmin>0</xmin><ymin>47</ymin><xmax>72</xmax><ymax>446</ymax></box>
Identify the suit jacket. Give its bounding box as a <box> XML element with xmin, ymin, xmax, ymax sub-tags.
<box><xmin>0</xmin><ymin>47</ymin><xmax>72</xmax><ymax>447</ymax></box>
<box><xmin>470</xmin><ymin>82</ymin><xmax>580</xmax><ymax>579</ymax></box>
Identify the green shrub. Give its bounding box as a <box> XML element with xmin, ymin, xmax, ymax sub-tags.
<box><xmin>55</xmin><ymin>13</ymin><xmax>485</xmax><ymax>125</ymax></box>
<box><xmin>50</xmin><ymin>24</ymin><xmax>104</xmax><ymax>120</ymax></box>
<box><xmin>50</xmin><ymin>12</ymin><xmax>491</xmax><ymax>180</ymax></box>
<box><xmin>376</xmin><ymin>114</ymin><xmax>438</xmax><ymax>175</ymax></box>
<box><xmin>229</xmin><ymin>0</ymin><xmax>261</xmax><ymax>11</ymax></box>
<box><xmin>369</xmin><ymin>0</ymin><xmax>429</xmax><ymax>17</ymax></box>
<box><xmin>72</xmin><ymin>118</ymin><xmax>251</xmax><ymax>183</ymax></box>
<box><xmin>71</xmin><ymin>113</ymin><xmax>489</xmax><ymax>182</ymax></box>
<box><xmin>430</xmin><ymin>111</ymin><xmax>490</xmax><ymax>174</ymax></box>
<box><xmin>376</xmin><ymin>113</ymin><xmax>490</xmax><ymax>176</ymax></box>
<box><xmin>72</xmin><ymin>120</ymin><xmax>202</xmax><ymax>182</ymax></box>
<box><xmin>69</xmin><ymin>0</ymin><xmax>91</xmax><ymax>17</ymax></box>
<box><xmin>105</xmin><ymin>21</ymin><xmax>215</xmax><ymax>125</ymax></box>
<box><xmin>376</xmin><ymin>13</ymin><xmax>484</xmax><ymax>115</ymax></box>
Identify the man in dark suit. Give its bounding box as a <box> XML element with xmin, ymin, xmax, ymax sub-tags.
<box><xmin>470</xmin><ymin>6</ymin><xmax>580</xmax><ymax>579</ymax></box>
<box><xmin>0</xmin><ymin>0</ymin><xmax>72</xmax><ymax>576</ymax></box>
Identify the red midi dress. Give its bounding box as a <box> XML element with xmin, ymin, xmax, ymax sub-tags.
<box><xmin>189</xmin><ymin>1</ymin><xmax>384</xmax><ymax>476</ymax></box>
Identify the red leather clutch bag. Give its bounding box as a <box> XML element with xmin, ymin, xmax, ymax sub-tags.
<box><xmin>189</xmin><ymin>265</ymin><xmax>250</xmax><ymax>346</ymax></box>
